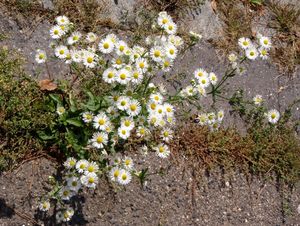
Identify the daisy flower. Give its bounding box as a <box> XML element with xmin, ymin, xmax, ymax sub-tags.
<box><xmin>55</xmin><ymin>15</ymin><xmax>70</xmax><ymax>25</ymax></box>
<box><xmin>50</xmin><ymin>25</ymin><xmax>63</xmax><ymax>39</ymax></box>
<box><xmin>259</xmin><ymin>36</ymin><xmax>272</xmax><ymax>49</ymax></box>
<box><xmin>207</xmin><ymin>112</ymin><xmax>216</xmax><ymax>124</ymax></box>
<box><xmin>131</xmin><ymin>69</ymin><xmax>144</xmax><ymax>84</ymax></box>
<box><xmin>147</xmin><ymin>114</ymin><xmax>161</xmax><ymax>127</ymax></box>
<box><xmin>157</xmin><ymin>13</ymin><xmax>173</xmax><ymax>28</ymax></box>
<box><xmin>150</xmin><ymin>93</ymin><xmax>164</xmax><ymax>104</ymax></box>
<box><xmin>194</xmin><ymin>68</ymin><xmax>208</xmax><ymax>80</ymax></box>
<box><xmin>67</xmin><ymin>31</ymin><xmax>82</xmax><ymax>45</ymax></box>
<box><xmin>217</xmin><ymin>110</ymin><xmax>224</xmax><ymax>122</ymax></box>
<box><xmin>91</xmin><ymin>132</ymin><xmax>108</xmax><ymax>149</ymax></box>
<box><xmin>59</xmin><ymin>187</ymin><xmax>74</xmax><ymax>201</ymax></box>
<box><xmin>35</xmin><ymin>49</ymin><xmax>47</xmax><ymax>64</ymax></box>
<box><xmin>106</xmin><ymin>33</ymin><xmax>118</xmax><ymax>44</ymax></box>
<box><xmin>55</xmin><ymin>45</ymin><xmax>69</xmax><ymax>59</ymax></box>
<box><xmin>165</xmin><ymin>44</ymin><xmax>177</xmax><ymax>59</ymax></box>
<box><xmin>70</xmin><ymin>49</ymin><xmax>82</xmax><ymax>63</ymax></box>
<box><xmin>209</xmin><ymin>121</ymin><xmax>220</xmax><ymax>132</ymax></box>
<box><xmin>267</xmin><ymin>109</ymin><xmax>280</xmax><ymax>124</ymax></box>
<box><xmin>56</xmin><ymin>106</ymin><xmax>66</xmax><ymax>115</ymax></box>
<box><xmin>253</xmin><ymin>95</ymin><xmax>263</xmax><ymax>105</ymax></box>
<box><xmin>164</xmin><ymin>21</ymin><xmax>177</xmax><ymax>35</ymax></box>
<box><xmin>150</xmin><ymin>46</ymin><xmax>164</xmax><ymax>62</ymax></box>
<box><xmin>126</xmin><ymin>99</ymin><xmax>141</xmax><ymax>116</ymax></box>
<box><xmin>123</xmin><ymin>156</ymin><xmax>134</xmax><ymax>170</ymax></box>
<box><xmin>81</xmin><ymin>172</ymin><xmax>98</xmax><ymax>189</ymax></box>
<box><xmin>76</xmin><ymin>159</ymin><xmax>89</xmax><ymax>173</ymax></box>
<box><xmin>116</xmin><ymin>68</ymin><xmax>131</xmax><ymax>84</ymax></box>
<box><xmin>136</xmin><ymin>58</ymin><xmax>148</xmax><ymax>73</ymax></box>
<box><xmin>164</xmin><ymin>103</ymin><xmax>175</xmax><ymax>116</ymax></box>
<box><xmin>64</xmin><ymin>157</ymin><xmax>77</xmax><ymax>169</ymax></box>
<box><xmin>161</xmin><ymin>128</ymin><xmax>173</xmax><ymax>142</ymax></box>
<box><xmin>99</xmin><ymin>38</ymin><xmax>114</xmax><ymax>54</ymax></box>
<box><xmin>228</xmin><ymin>53</ymin><xmax>238</xmax><ymax>62</ymax></box>
<box><xmin>106</xmin><ymin>106</ymin><xmax>119</xmax><ymax>118</ymax></box>
<box><xmin>147</xmin><ymin>101</ymin><xmax>157</xmax><ymax>113</ymax></box>
<box><xmin>93</xmin><ymin>112</ymin><xmax>110</xmax><ymax>130</ymax></box>
<box><xmin>246</xmin><ymin>47</ymin><xmax>258</xmax><ymax>60</ymax></box>
<box><xmin>116</xmin><ymin>96</ymin><xmax>130</xmax><ymax>111</ymax></box>
<box><xmin>118</xmin><ymin>127</ymin><xmax>131</xmax><ymax>140</ymax></box>
<box><xmin>155</xmin><ymin>104</ymin><xmax>166</xmax><ymax>117</ymax></box>
<box><xmin>117</xmin><ymin>169</ymin><xmax>132</xmax><ymax>185</ymax></box>
<box><xmin>168</xmin><ymin>35</ymin><xmax>183</xmax><ymax>47</ymax></box>
<box><xmin>102</xmin><ymin>67</ymin><xmax>117</xmax><ymax>83</ymax></box>
<box><xmin>39</xmin><ymin>200</ymin><xmax>50</xmax><ymax>212</ymax></box>
<box><xmin>85</xmin><ymin>161</ymin><xmax>99</xmax><ymax>174</ymax></box>
<box><xmin>238</xmin><ymin>37</ymin><xmax>252</xmax><ymax>49</ymax></box>
<box><xmin>136</xmin><ymin>126</ymin><xmax>150</xmax><ymax>138</ymax></box>
<box><xmin>62</xmin><ymin>208</ymin><xmax>74</xmax><ymax>222</ymax></box>
<box><xmin>115</xmin><ymin>40</ymin><xmax>128</xmax><ymax>55</ymax></box>
<box><xmin>196</xmin><ymin>85</ymin><xmax>207</xmax><ymax>96</ymax></box>
<box><xmin>82</xmin><ymin>112</ymin><xmax>94</xmax><ymax>123</ymax></box>
<box><xmin>198</xmin><ymin>76</ymin><xmax>210</xmax><ymax>88</ymax></box>
<box><xmin>56</xmin><ymin>211</ymin><xmax>64</xmax><ymax>223</ymax></box>
<box><xmin>259</xmin><ymin>47</ymin><xmax>269</xmax><ymax>60</ymax></box>
<box><xmin>161</xmin><ymin>58</ymin><xmax>173</xmax><ymax>72</ymax></box>
<box><xmin>209</xmin><ymin>72</ymin><xmax>218</xmax><ymax>85</ymax></box>
<box><xmin>120</xmin><ymin>117</ymin><xmax>135</xmax><ymax>131</ymax></box>
<box><xmin>155</xmin><ymin>144</ymin><xmax>170</xmax><ymax>158</ymax></box>
<box><xmin>82</xmin><ymin>51</ymin><xmax>97</xmax><ymax>68</ymax></box>
<box><xmin>109</xmin><ymin>167</ymin><xmax>120</xmax><ymax>182</ymax></box>
<box><xmin>197</xmin><ymin>113</ymin><xmax>208</xmax><ymax>126</ymax></box>
<box><xmin>67</xmin><ymin>177</ymin><xmax>81</xmax><ymax>192</ymax></box>
<box><xmin>86</xmin><ymin>32</ymin><xmax>97</xmax><ymax>43</ymax></box>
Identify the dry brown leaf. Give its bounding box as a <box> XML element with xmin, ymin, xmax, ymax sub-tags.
<box><xmin>211</xmin><ymin>0</ymin><xmax>217</xmax><ymax>13</ymax></box>
<box><xmin>38</xmin><ymin>79</ymin><xmax>57</xmax><ymax>91</ymax></box>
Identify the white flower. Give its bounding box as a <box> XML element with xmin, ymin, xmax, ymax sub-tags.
<box><xmin>91</xmin><ymin>132</ymin><xmax>108</xmax><ymax>149</ymax></box>
<box><xmin>253</xmin><ymin>95</ymin><xmax>263</xmax><ymax>105</ymax></box>
<box><xmin>109</xmin><ymin>167</ymin><xmax>120</xmax><ymax>182</ymax></box>
<box><xmin>106</xmin><ymin>33</ymin><xmax>118</xmax><ymax>44</ymax></box>
<box><xmin>85</xmin><ymin>161</ymin><xmax>99</xmax><ymax>174</ymax></box>
<box><xmin>35</xmin><ymin>49</ymin><xmax>47</xmax><ymax>64</ymax></box>
<box><xmin>70</xmin><ymin>49</ymin><xmax>82</xmax><ymax>63</ymax></box>
<box><xmin>164</xmin><ymin>21</ymin><xmax>177</xmax><ymax>35</ymax></box>
<box><xmin>194</xmin><ymin>68</ymin><xmax>208</xmax><ymax>80</ymax></box>
<box><xmin>164</xmin><ymin>103</ymin><xmax>175</xmax><ymax>116</ymax></box>
<box><xmin>209</xmin><ymin>72</ymin><xmax>218</xmax><ymax>85</ymax></box>
<box><xmin>207</xmin><ymin>112</ymin><xmax>216</xmax><ymax>124</ymax></box>
<box><xmin>155</xmin><ymin>104</ymin><xmax>166</xmax><ymax>117</ymax></box>
<box><xmin>161</xmin><ymin>58</ymin><xmax>173</xmax><ymax>72</ymax></box>
<box><xmin>267</xmin><ymin>109</ymin><xmax>280</xmax><ymax>124</ymax></box>
<box><xmin>64</xmin><ymin>157</ymin><xmax>77</xmax><ymax>169</ymax></box>
<box><xmin>102</xmin><ymin>67</ymin><xmax>117</xmax><ymax>83</ymax></box>
<box><xmin>123</xmin><ymin>156</ymin><xmax>134</xmax><ymax>170</ymax></box>
<box><xmin>55</xmin><ymin>16</ymin><xmax>70</xmax><ymax>25</ymax></box>
<box><xmin>56</xmin><ymin>106</ymin><xmax>66</xmax><ymax>115</ymax></box>
<box><xmin>157</xmin><ymin>13</ymin><xmax>173</xmax><ymax>27</ymax></box>
<box><xmin>217</xmin><ymin>110</ymin><xmax>224</xmax><ymax>122</ymax></box>
<box><xmin>56</xmin><ymin>211</ymin><xmax>63</xmax><ymax>223</ymax></box>
<box><xmin>116</xmin><ymin>68</ymin><xmax>131</xmax><ymax>85</ymax></box>
<box><xmin>150</xmin><ymin>46</ymin><xmax>164</xmax><ymax>62</ymax></box>
<box><xmin>86</xmin><ymin>32</ymin><xmax>97</xmax><ymax>43</ymax></box>
<box><xmin>150</xmin><ymin>93</ymin><xmax>163</xmax><ymax>104</ymax></box>
<box><xmin>59</xmin><ymin>187</ymin><xmax>74</xmax><ymax>201</ymax></box>
<box><xmin>82</xmin><ymin>112</ymin><xmax>94</xmax><ymax>123</ymax></box>
<box><xmin>117</xmin><ymin>169</ymin><xmax>132</xmax><ymax>185</ymax></box>
<box><xmin>39</xmin><ymin>200</ymin><xmax>50</xmax><ymax>211</ymax></box>
<box><xmin>76</xmin><ymin>159</ymin><xmax>89</xmax><ymax>173</ymax></box>
<box><xmin>67</xmin><ymin>176</ymin><xmax>81</xmax><ymax>192</ymax></box>
<box><xmin>106</xmin><ymin>106</ymin><xmax>119</xmax><ymax>118</ymax></box>
<box><xmin>126</xmin><ymin>99</ymin><xmax>141</xmax><ymax>117</ymax></box>
<box><xmin>67</xmin><ymin>31</ymin><xmax>82</xmax><ymax>45</ymax></box>
<box><xmin>99</xmin><ymin>38</ymin><xmax>114</xmax><ymax>54</ymax></box>
<box><xmin>161</xmin><ymin>128</ymin><xmax>173</xmax><ymax>142</ymax></box>
<box><xmin>259</xmin><ymin>47</ymin><xmax>269</xmax><ymax>60</ymax></box>
<box><xmin>189</xmin><ymin>31</ymin><xmax>202</xmax><ymax>40</ymax></box>
<box><xmin>62</xmin><ymin>208</ymin><xmax>74</xmax><ymax>222</ymax></box>
<box><xmin>238</xmin><ymin>37</ymin><xmax>252</xmax><ymax>49</ymax></box>
<box><xmin>259</xmin><ymin>36</ymin><xmax>272</xmax><ymax>49</ymax></box>
<box><xmin>115</xmin><ymin>40</ymin><xmax>128</xmax><ymax>55</ymax></box>
<box><xmin>112</xmin><ymin>57</ymin><xmax>125</xmax><ymax>69</ymax></box>
<box><xmin>168</xmin><ymin>35</ymin><xmax>183</xmax><ymax>47</ymax></box>
<box><xmin>246</xmin><ymin>47</ymin><xmax>258</xmax><ymax>60</ymax></box>
<box><xmin>198</xmin><ymin>75</ymin><xmax>210</xmax><ymax>88</ymax></box>
<box><xmin>116</xmin><ymin>96</ymin><xmax>130</xmax><ymax>111</ymax></box>
<box><xmin>165</xmin><ymin>44</ymin><xmax>177</xmax><ymax>59</ymax></box>
<box><xmin>136</xmin><ymin>58</ymin><xmax>148</xmax><ymax>73</ymax></box>
<box><xmin>120</xmin><ymin>117</ymin><xmax>135</xmax><ymax>131</ymax></box>
<box><xmin>55</xmin><ymin>45</ymin><xmax>69</xmax><ymax>59</ymax></box>
<box><xmin>136</xmin><ymin>126</ymin><xmax>150</xmax><ymax>138</ymax></box>
<box><xmin>228</xmin><ymin>53</ymin><xmax>238</xmax><ymax>62</ymax></box>
<box><xmin>155</xmin><ymin>144</ymin><xmax>170</xmax><ymax>158</ymax></box>
<box><xmin>81</xmin><ymin>172</ymin><xmax>98</xmax><ymax>189</ymax></box>
<box><xmin>82</xmin><ymin>51</ymin><xmax>97</xmax><ymax>68</ymax></box>
<box><xmin>93</xmin><ymin>112</ymin><xmax>110</xmax><ymax>130</ymax></box>
<box><xmin>50</xmin><ymin>25</ymin><xmax>63</xmax><ymax>39</ymax></box>
<box><xmin>196</xmin><ymin>85</ymin><xmax>207</xmax><ymax>96</ymax></box>
<box><xmin>197</xmin><ymin>113</ymin><xmax>208</xmax><ymax>126</ymax></box>
<box><xmin>118</xmin><ymin>126</ymin><xmax>131</xmax><ymax>140</ymax></box>
<box><xmin>131</xmin><ymin>69</ymin><xmax>144</xmax><ymax>84</ymax></box>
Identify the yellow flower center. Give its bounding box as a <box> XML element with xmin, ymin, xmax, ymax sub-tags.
<box><xmin>169</xmin><ymin>49</ymin><xmax>174</xmax><ymax>55</ymax></box>
<box><xmin>159</xmin><ymin>146</ymin><xmax>164</xmax><ymax>153</ymax></box>
<box><xmin>108</xmin><ymin>72</ymin><xmax>114</xmax><ymax>78</ymax></box>
<box><xmin>164</xmin><ymin>61</ymin><xmax>170</xmax><ymax>67</ymax></box>
<box><xmin>162</xmin><ymin>18</ymin><xmax>168</xmax><ymax>24</ymax></box>
<box><xmin>139</xmin><ymin>62</ymin><xmax>145</xmax><ymax>68</ymax></box>
<box><xmin>124</xmin><ymin>121</ymin><xmax>131</xmax><ymax>127</ymax></box>
<box><xmin>88</xmin><ymin>177</ymin><xmax>95</xmax><ymax>183</ymax></box>
<box><xmin>119</xmin><ymin>46</ymin><xmax>125</xmax><ymax>51</ymax></box>
<box><xmin>116</xmin><ymin>59</ymin><xmax>122</xmax><ymax>65</ymax></box>
<box><xmin>150</xmin><ymin>103</ymin><xmax>156</xmax><ymax>110</ymax></box>
<box><xmin>164</xmin><ymin>131</ymin><xmax>169</xmax><ymax>137</ymax></box>
<box><xmin>122</xmin><ymin>174</ymin><xmax>127</xmax><ymax>180</ymax></box>
<box><xmin>59</xmin><ymin>50</ymin><xmax>65</xmax><ymax>55</ymax></box>
<box><xmin>97</xmin><ymin>136</ymin><xmax>103</xmax><ymax>143</ymax></box>
<box><xmin>243</xmin><ymin>41</ymin><xmax>248</xmax><ymax>46</ymax></box>
<box><xmin>114</xmin><ymin>170</ymin><xmax>119</xmax><ymax>177</ymax></box>
<box><xmin>103</xmin><ymin>43</ymin><xmax>109</xmax><ymax>49</ymax></box>
<box><xmin>130</xmin><ymin>105</ymin><xmax>137</xmax><ymax>111</ymax></box>
<box><xmin>121</xmin><ymin>101</ymin><xmax>126</xmax><ymax>106</ymax></box>
<box><xmin>154</xmin><ymin>50</ymin><xmax>161</xmax><ymax>57</ymax></box>
<box><xmin>271</xmin><ymin>113</ymin><xmax>276</xmax><ymax>119</ymax></box>
<box><xmin>263</xmin><ymin>40</ymin><xmax>268</xmax><ymax>45</ymax></box>
<box><xmin>120</xmin><ymin>73</ymin><xmax>126</xmax><ymax>80</ymax></box>
<box><xmin>98</xmin><ymin>119</ymin><xmax>105</xmax><ymax>125</ymax></box>
<box><xmin>87</xmin><ymin>57</ymin><xmax>93</xmax><ymax>63</ymax></box>
<box><xmin>54</xmin><ymin>30</ymin><xmax>59</xmax><ymax>35</ymax></box>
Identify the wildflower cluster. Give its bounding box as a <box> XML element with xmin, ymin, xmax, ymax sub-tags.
<box><xmin>197</xmin><ymin>110</ymin><xmax>224</xmax><ymax>131</ymax></box>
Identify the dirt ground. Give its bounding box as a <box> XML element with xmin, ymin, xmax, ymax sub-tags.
<box><xmin>0</xmin><ymin>0</ymin><xmax>299</xmax><ymax>225</ymax></box>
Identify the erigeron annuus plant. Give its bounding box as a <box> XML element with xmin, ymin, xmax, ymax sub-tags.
<box><xmin>36</xmin><ymin>12</ymin><xmax>201</xmax><ymax>222</ymax></box>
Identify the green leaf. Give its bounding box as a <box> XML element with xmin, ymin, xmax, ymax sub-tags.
<box><xmin>66</xmin><ymin>118</ymin><xmax>84</xmax><ymax>127</ymax></box>
<box><xmin>37</xmin><ymin>130</ymin><xmax>56</xmax><ymax>141</ymax></box>
<box><xmin>49</xmin><ymin>94</ymin><xmax>62</xmax><ymax>105</ymax></box>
